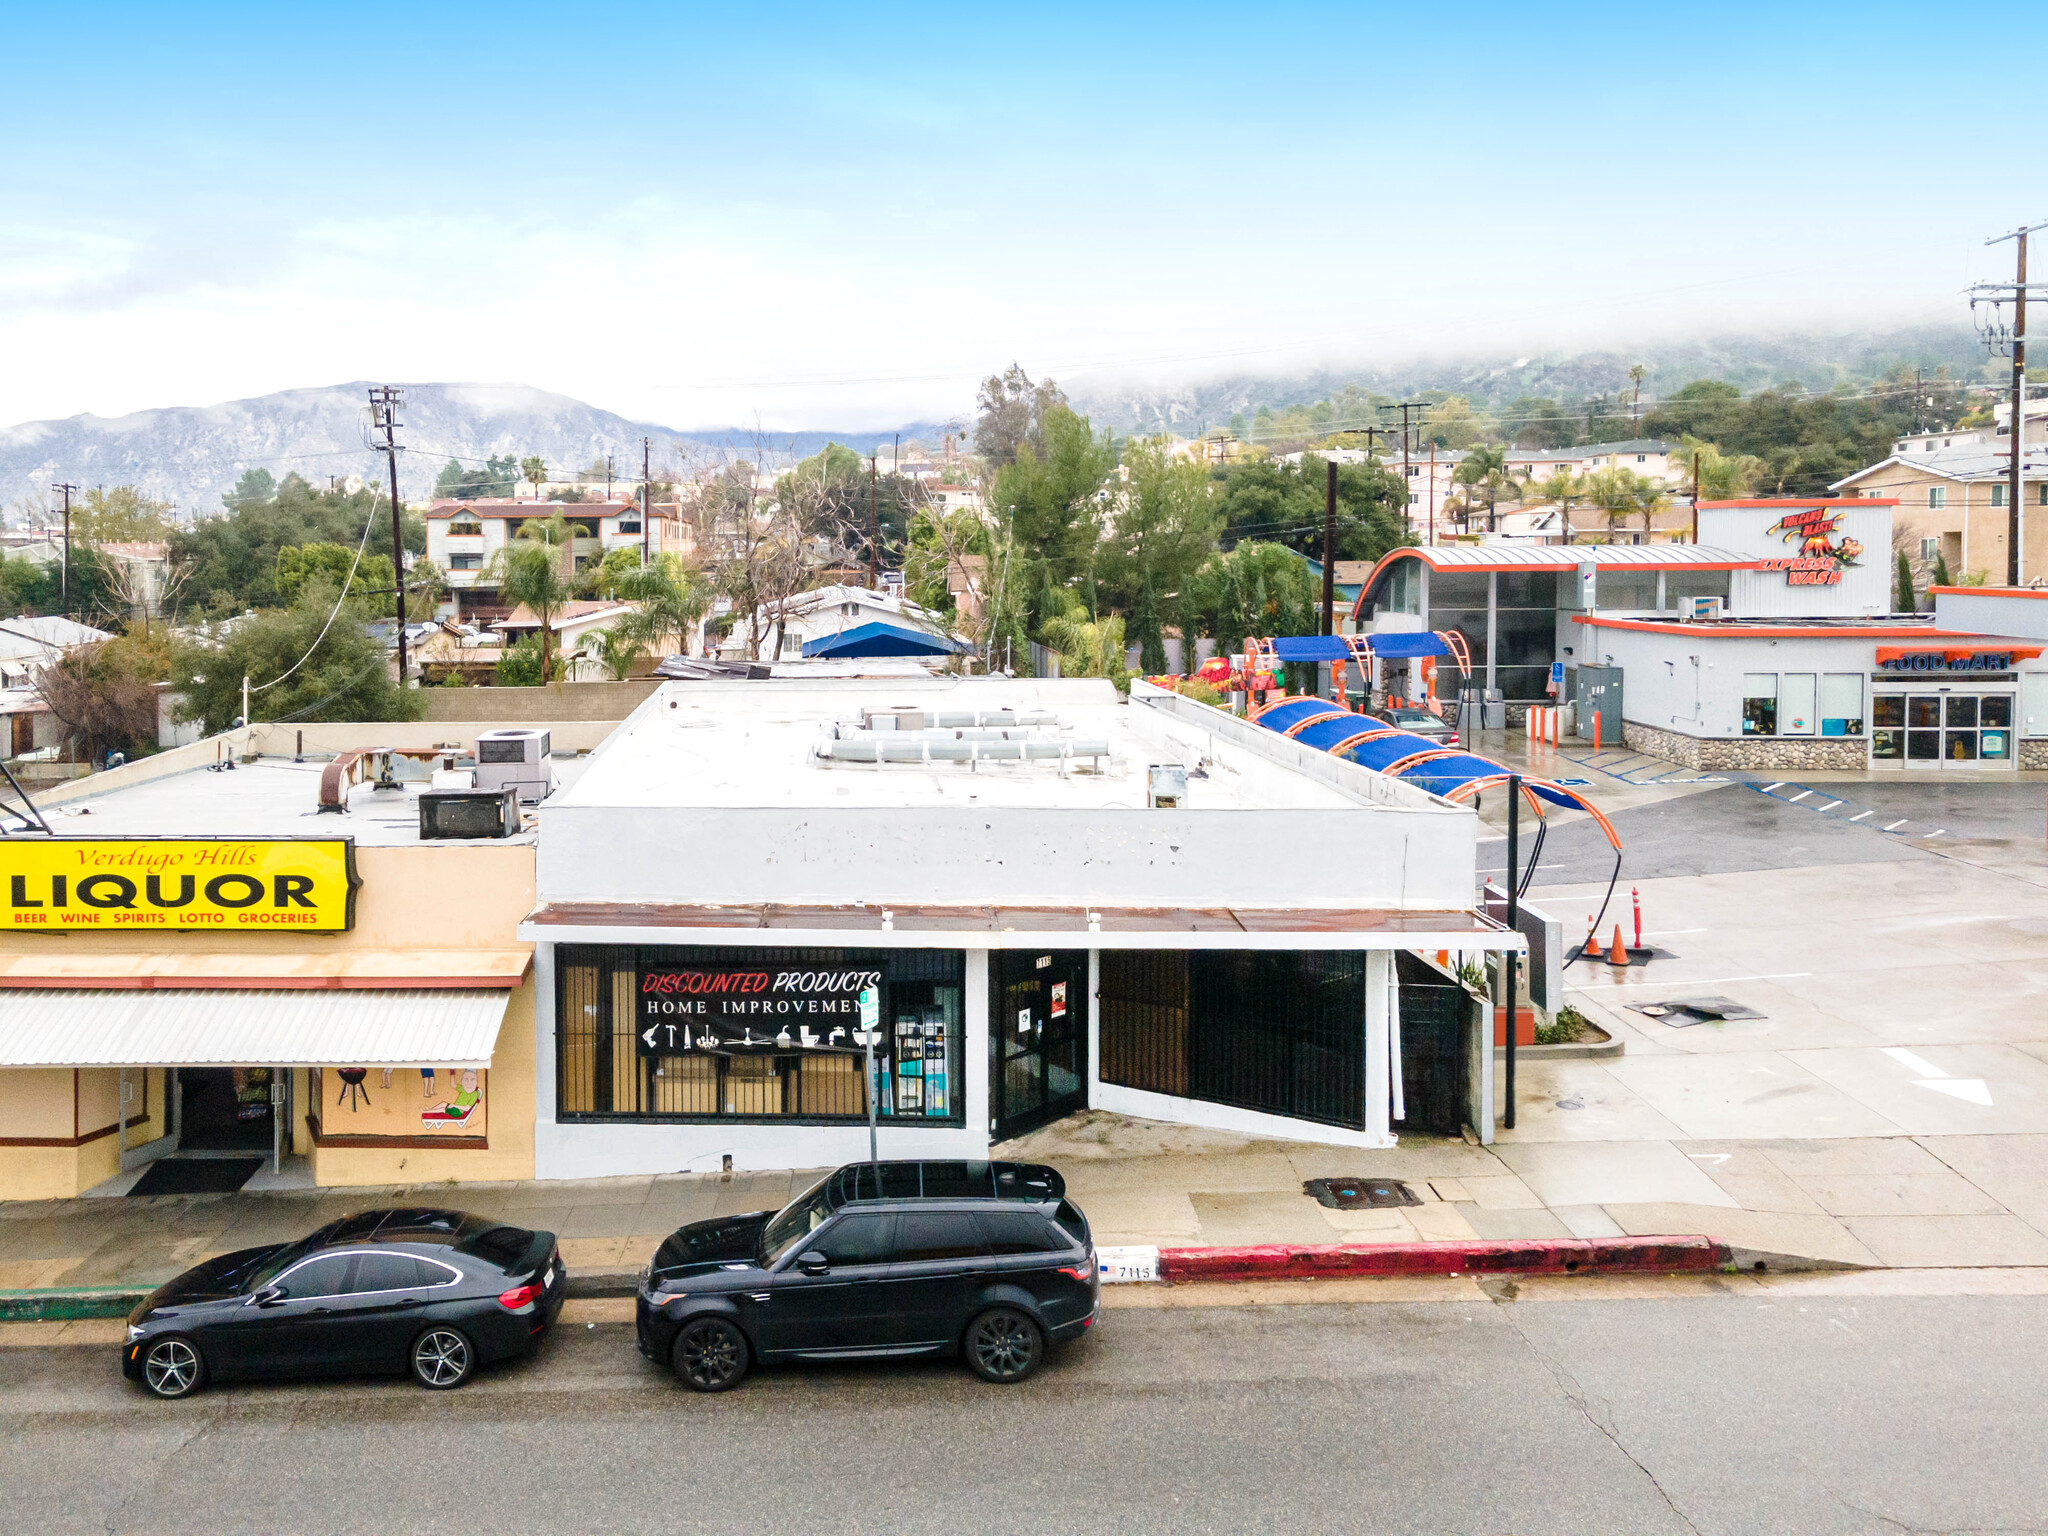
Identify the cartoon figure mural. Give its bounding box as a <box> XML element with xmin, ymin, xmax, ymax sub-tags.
<box><xmin>421</xmin><ymin>1068</ymin><xmax>481</xmax><ymax>1130</ymax></box>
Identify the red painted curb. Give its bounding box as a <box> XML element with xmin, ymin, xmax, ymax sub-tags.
<box><xmin>1155</xmin><ymin>1235</ymin><xmax>1727</xmax><ymax>1283</ymax></box>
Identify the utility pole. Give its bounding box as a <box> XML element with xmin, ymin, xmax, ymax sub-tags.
<box><xmin>1974</xmin><ymin>221</ymin><xmax>2048</xmax><ymax>586</ymax></box>
<box><xmin>866</xmin><ymin>455</ymin><xmax>881</xmax><ymax>588</ymax></box>
<box><xmin>642</xmin><ymin>437</ymin><xmax>652</xmax><ymax>566</ymax></box>
<box><xmin>368</xmin><ymin>387</ymin><xmax>409</xmax><ymax>684</ymax></box>
<box><xmin>1321</xmin><ymin>458</ymin><xmax>1337</xmax><ymax>637</ymax></box>
<box><xmin>1383</xmin><ymin>402</ymin><xmax>1426</xmax><ymax>537</ymax></box>
<box><xmin>51</xmin><ymin>483</ymin><xmax>76</xmax><ymax>620</ymax></box>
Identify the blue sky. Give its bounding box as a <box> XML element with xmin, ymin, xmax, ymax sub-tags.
<box><xmin>0</xmin><ymin>2</ymin><xmax>2029</xmax><ymax>429</ymax></box>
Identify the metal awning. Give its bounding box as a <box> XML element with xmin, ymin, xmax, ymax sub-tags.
<box><xmin>519</xmin><ymin>902</ymin><xmax>1521</xmax><ymax>953</ymax></box>
<box><xmin>0</xmin><ymin>987</ymin><xmax>512</xmax><ymax>1068</ymax></box>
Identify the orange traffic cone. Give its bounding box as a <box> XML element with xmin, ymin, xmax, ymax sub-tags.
<box><xmin>1608</xmin><ymin>925</ymin><xmax>1628</xmax><ymax>966</ymax></box>
<box><xmin>1584</xmin><ymin>925</ymin><xmax>1602</xmax><ymax>958</ymax></box>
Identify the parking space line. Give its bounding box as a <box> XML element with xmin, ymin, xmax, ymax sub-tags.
<box><xmin>1849</xmin><ymin>810</ymin><xmax>1874</xmax><ymax>822</ymax></box>
<box><xmin>1884</xmin><ymin>819</ymin><xmax>1910</xmax><ymax>831</ymax></box>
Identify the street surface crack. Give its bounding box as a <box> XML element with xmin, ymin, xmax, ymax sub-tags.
<box><xmin>1490</xmin><ymin>1296</ymin><xmax>1703</xmax><ymax>1536</ymax></box>
<box><xmin>101</xmin><ymin>1404</ymin><xmax>228</xmax><ymax>1535</ymax></box>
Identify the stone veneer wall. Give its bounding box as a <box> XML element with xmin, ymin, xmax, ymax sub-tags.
<box><xmin>2022</xmin><ymin>739</ymin><xmax>2048</xmax><ymax>771</ymax></box>
<box><xmin>1621</xmin><ymin>720</ymin><xmax>1868</xmax><ymax>771</ymax></box>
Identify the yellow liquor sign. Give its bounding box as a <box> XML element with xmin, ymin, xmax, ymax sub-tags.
<box><xmin>0</xmin><ymin>840</ymin><xmax>360</xmax><ymax>932</ymax></box>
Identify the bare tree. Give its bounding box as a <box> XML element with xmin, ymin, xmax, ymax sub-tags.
<box><xmin>34</xmin><ymin>642</ymin><xmax>159</xmax><ymax>763</ymax></box>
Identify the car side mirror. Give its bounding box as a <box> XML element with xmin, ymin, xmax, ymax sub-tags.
<box><xmin>796</xmin><ymin>1252</ymin><xmax>829</xmax><ymax>1277</ymax></box>
<box><xmin>251</xmin><ymin>1286</ymin><xmax>287</xmax><ymax>1307</ymax></box>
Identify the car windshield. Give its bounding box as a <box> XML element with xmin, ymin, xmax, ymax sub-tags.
<box><xmin>758</xmin><ymin>1175</ymin><xmax>837</xmax><ymax>1267</ymax></box>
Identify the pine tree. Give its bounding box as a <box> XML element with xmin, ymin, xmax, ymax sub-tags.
<box><xmin>1895</xmin><ymin>551</ymin><xmax>1915</xmax><ymax>612</ymax></box>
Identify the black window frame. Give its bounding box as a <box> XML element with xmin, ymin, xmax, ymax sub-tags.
<box><xmin>554</xmin><ymin>944</ymin><xmax>967</xmax><ymax>1128</ymax></box>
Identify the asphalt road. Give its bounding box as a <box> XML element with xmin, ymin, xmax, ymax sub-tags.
<box><xmin>8</xmin><ymin>1287</ymin><xmax>2048</xmax><ymax>1535</ymax></box>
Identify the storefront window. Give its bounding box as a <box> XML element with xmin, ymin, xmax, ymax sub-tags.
<box><xmin>556</xmin><ymin>946</ymin><xmax>963</xmax><ymax>1124</ymax></box>
<box><xmin>1742</xmin><ymin>674</ymin><xmax>1778</xmax><ymax>735</ymax></box>
<box><xmin>1595</xmin><ymin>569</ymin><xmax>1658</xmax><ymax>610</ymax></box>
<box><xmin>1664</xmin><ymin>571</ymin><xmax>1731</xmax><ymax>609</ymax></box>
<box><xmin>1780</xmin><ymin>673</ymin><xmax>1816</xmax><ymax>735</ymax></box>
<box><xmin>313</xmin><ymin>1066</ymin><xmax>487</xmax><ymax>1139</ymax></box>
<box><xmin>1820</xmin><ymin>674</ymin><xmax>1864</xmax><ymax>737</ymax></box>
<box><xmin>1872</xmin><ymin>693</ymin><xmax>1904</xmax><ymax>758</ymax></box>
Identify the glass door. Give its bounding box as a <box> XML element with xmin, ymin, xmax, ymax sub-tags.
<box><xmin>1906</xmin><ymin>695</ymin><xmax>1942</xmax><ymax>763</ymax></box>
<box><xmin>990</xmin><ymin>951</ymin><xmax>1088</xmax><ymax>1142</ymax></box>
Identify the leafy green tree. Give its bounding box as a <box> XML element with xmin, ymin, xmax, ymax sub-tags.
<box><xmin>34</xmin><ymin>633</ymin><xmax>171</xmax><ymax>763</ymax></box>
<box><xmin>275</xmin><ymin>544</ymin><xmax>395</xmax><ymax>608</ymax></box>
<box><xmin>494</xmin><ymin>637</ymin><xmax>545</xmax><ymax>687</ymax></box>
<box><xmin>170</xmin><ymin>583</ymin><xmax>417</xmax><ymax>731</ymax></box>
<box><xmin>72</xmin><ymin>485</ymin><xmax>174</xmax><ymax>544</ymax></box>
<box><xmin>1039</xmin><ymin>591</ymin><xmax>1128</xmax><ymax>692</ymax></box>
<box><xmin>171</xmin><ymin>475</ymin><xmax>423</xmax><ymax>615</ymax></box>
<box><xmin>1422</xmin><ymin>396</ymin><xmax>1482</xmax><ymax>450</ymax></box>
<box><xmin>1184</xmin><ymin>542</ymin><xmax>1319</xmax><ymax>646</ymax></box>
<box><xmin>989</xmin><ymin>405</ymin><xmax>1117</xmax><ymax>631</ymax></box>
<box><xmin>432</xmin><ymin>455</ymin><xmax>520</xmax><ymax>500</ymax></box>
<box><xmin>1131</xmin><ymin>578</ymin><xmax>1166</xmax><ymax>674</ymax></box>
<box><xmin>903</xmin><ymin>505</ymin><xmax>989</xmax><ymax>617</ymax></box>
<box><xmin>1095</xmin><ymin>439</ymin><xmax>1224</xmax><ymax>639</ymax></box>
<box><xmin>975</xmin><ymin>364</ymin><xmax>1068</xmax><ymax>468</ymax></box>
<box><xmin>1895</xmin><ymin>551</ymin><xmax>1915</xmax><ymax>612</ymax></box>
<box><xmin>0</xmin><ymin>552</ymin><xmax>117</xmax><ymax>621</ymax></box>
<box><xmin>1501</xmin><ymin>396</ymin><xmax>1573</xmax><ymax>449</ymax></box>
<box><xmin>223</xmin><ymin>468</ymin><xmax>277</xmax><ymax>510</ymax></box>
<box><xmin>1212</xmin><ymin>455</ymin><xmax>1407</xmax><ymax>561</ymax></box>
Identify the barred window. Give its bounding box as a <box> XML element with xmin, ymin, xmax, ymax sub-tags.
<box><xmin>556</xmin><ymin>945</ymin><xmax>963</xmax><ymax>1124</ymax></box>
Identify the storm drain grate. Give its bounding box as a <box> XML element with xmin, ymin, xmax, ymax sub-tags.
<box><xmin>1303</xmin><ymin>1177</ymin><xmax>1420</xmax><ymax>1210</ymax></box>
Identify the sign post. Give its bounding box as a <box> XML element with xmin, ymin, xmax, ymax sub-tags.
<box><xmin>858</xmin><ymin>986</ymin><xmax>880</xmax><ymax>1172</ymax></box>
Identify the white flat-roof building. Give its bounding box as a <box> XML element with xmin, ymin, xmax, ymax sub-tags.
<box><xmin>522</xmin><ymin>676</ymin><xmax>1517</xmax><ymax>1175</ymax></box>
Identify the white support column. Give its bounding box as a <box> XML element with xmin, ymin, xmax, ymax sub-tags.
<box><xmin>1364</xmin><ymin>951</ymin><xmax>1392</xmax><ymax>1144</ymax></box>
<box><xmin>965</xmin><ymin>948</ymin><xmax>991</xmax><ymax>1149</ymax></box>
<box><xmin>532</xmin><ymin>941</ymin><xmax>558</xmax><ymax>1154</ymax></box>
<box><xmin>1087</xmin><ymin>948</ymin><xmax>1101</xmax><ymax>1103</ymax></box>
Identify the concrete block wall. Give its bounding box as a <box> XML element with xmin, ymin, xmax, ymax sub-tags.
<box><xmin>420</xmin><ymin>681</ymin><xmax>660</xmax><ymax>722</ymax></box>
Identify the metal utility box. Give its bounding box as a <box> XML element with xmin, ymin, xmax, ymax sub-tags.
<box><xmin>474</xmin><ymin>728</ymin><xmax>554</xmax><ymax>802</ymax></box>
<box><xmin>419</xmin><ymin>786</ymin><xmax>522</xmax><ymax>840</ymax></box>
<box><xmin>1456</xmin><ymin>687</ymin><xmax>1506</xmax><ymax>737</ymax></box>
<box><xmin>1575</xmin><ymin>666</ymin><xmax>1624</xmax><ymax>744</ymax></box>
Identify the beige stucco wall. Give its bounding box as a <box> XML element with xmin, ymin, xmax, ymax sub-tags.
<box><xmin>1852</xmin><ymin>466</ymin><xmax>2047</xmax><ymax>588</ymax></box>
<box><xmin>0</xmin><ymin>844</ymin><xmax>536</xmax><ymax>1198</ymax></box>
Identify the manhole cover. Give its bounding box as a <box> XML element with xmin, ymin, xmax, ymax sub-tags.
<box><xmin>1303</xmin><ymin>1177</ymin><xmax>1420</xmax><ymax>1210</ymax></box>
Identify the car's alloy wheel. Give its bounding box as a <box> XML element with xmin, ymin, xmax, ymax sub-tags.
<box><xmin>966</xmin><ymin>1307</ymin><xmax>1043</xmax><ymax>1384</ymax></box>
<box><xmin>411</xmin><ymin>1328</ymin><xmax>473</xmax><ymax>1390</ymax></box>
<box><xmin>672</xmin><ymin>1318</ymin><xmax>748</xmax><ymax>1392</ymax></box>
<box><xmin>141</xmin><ymin>1336</ymin><xmax>204</xmax><ymax>1399</ymax></box>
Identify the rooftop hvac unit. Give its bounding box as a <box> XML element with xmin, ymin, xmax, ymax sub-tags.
<box><xmin>1683</xmin><ymin>596</ymin><xmax>1725</xmax><ymax>623</ymax></box>
<box><xmin>418</xmin><ymin>786</ymin><xmax>522</xmax><ymax>840</ymax></box>
<box><xmin>474</xmin><ymin>728</ymin><xmax>554</xmax><ymax>802</ymax></box>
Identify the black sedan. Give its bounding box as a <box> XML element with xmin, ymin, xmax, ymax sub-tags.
<box><xmin>637</xmin><ymin>1159</ymin><xmax>1099</xmax><ymax>1392</ymax></box>
<box><xmin>123</xmin><ymin>1208</ymin><xmax>566</xmax><ymax>1399</ymax></box>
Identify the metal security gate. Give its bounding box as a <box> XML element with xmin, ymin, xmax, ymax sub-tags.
<box><xmin>990</xmin><ymin>950</ymin><xmax>1087</xmax><ymax>1142</ymax></box>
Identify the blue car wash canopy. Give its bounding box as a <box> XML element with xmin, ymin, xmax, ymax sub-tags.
<box><xmin>801</xmin><ymin>622</ymin><xmax>971</xmax><ymax>659</ymax></box>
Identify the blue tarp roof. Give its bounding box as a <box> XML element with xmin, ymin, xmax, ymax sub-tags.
<box><xmin>1366</xmin><ymin>631</ymin><xmax>1453</xmax><ymax>659</ymax></box>
<box><xmin>1294</xmin><ymin>715</ymin><xmax>1387</xmax><ymax>753</ymax></box>
<box><xmin>1252</xmin><ymin>697</ymin><xmax>1340</xmax><ymax>734</ymax></box>
<box><xmin>1338</xmin><ymin>731</ymin><xmax>1445</xmax><ymax>770</ymax></box>
<box><xmin>1267</xmin><ymin>635</ymin><xmax>1354</xmax><ymax>663</ymax></box>
<box><xmin>801</xmin><ymin>621</ymin><xmax>970</xmax><ymax>658</ymax></box>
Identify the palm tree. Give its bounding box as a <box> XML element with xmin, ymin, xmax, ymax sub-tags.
<box><xmin>1628</xmin><ymin>364</ymin><xmax>1648</xmax><ymax>427</ymax></box>
<box><xmin>1533</xmin><ymin>468</ymin><xmax>1586</xmax><ymax>543</ymax></box>
<box><xmin>1040</xmin><ymin>608</ymin><xmax>1129</xmax><ymax>691</ymax></box>
<box><xmin>591</xmin><ymin>623</ymin><xmax>649</xmax><ymax>681</ymax></box>
<box><xmin>520</xmin><ymin>456</ymin><xmax>548</xmax><ymax>501</ymax></box>
<box><xmin>618</xmin><ymin>554</ymin><xmax>711</xmax><ymax>657</ymax></box>
<box><xmin>1454</xmin><ymin>446</ymin><xmax>1512</xmax><ymax>532</ymax></box>
<box><xmin>485</xmin><ymin>515</ymin><xmax>578</xmax><ymax>682</ymax></box>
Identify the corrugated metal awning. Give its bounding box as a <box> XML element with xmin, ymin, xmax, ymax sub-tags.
<box><xmin>0</xmin><ymin>988</ymin><xmax>511</xmax><ymax>1068</ymax></box>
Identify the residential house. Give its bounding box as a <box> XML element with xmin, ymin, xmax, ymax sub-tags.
<box><xmin>1833</xmin><ymin>444</ymin><xmax>2048</xmax><ymax>590</ymax></box>
<box><xmin>1504</xmin><ymin>438</ymin><xmax>1679</xmax><ymax>486</ymax></box>
<box><xmin>719</xmin><ymin>584</ymin><xmax>960</xmax><ymax>663</ymax></box>
<box><xmin>491</xmin><ymin>599</ymin><xmax>679</xmax><ymax>681</ymax></box>
<box><xmin>424</xmin><ymin>498</ymin><xmax>691</xmax><ymax>617</ymax></box>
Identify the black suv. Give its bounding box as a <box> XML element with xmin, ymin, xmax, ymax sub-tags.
<box><xmin>636</xmin><ymin>1160</ymin><xmax>1098</xmax><ymax>1391</ymax></box>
